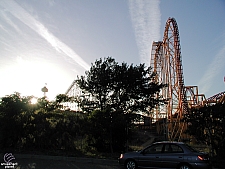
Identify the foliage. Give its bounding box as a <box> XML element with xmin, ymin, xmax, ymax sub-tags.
<box><xmin>75</xmin><ymin>57</ymin><xmax>166</xmax><ymax>152</ymax></box>
<box><xmin>184</xmin><ymin>102</ymin><xmax>225</xmax><ymax>156</ymax></box>
<box><xmin>0</xmin><ymin>57</ymin><xmax>166</xmax><ymax>154</ymax></box>
<box><xmin>76</xmin><ymin>57</ymin><xmax>166</xmax><ymax>114</ymax></box>
<box><xmin>0</xmin><ymin>92</ymin><xmax>87</xmax><ymax>153</ymax></box>
<box><xmin>86</xmin><ymin>109</ymin><xmax>128</xmax><ymax>153</ymax></box>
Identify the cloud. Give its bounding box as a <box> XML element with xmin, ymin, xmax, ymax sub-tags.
<box><xmin>1</xmin><ymin>0</ymin><xmax>90</xmax><ymax>71</ymax></box>
<box><xmin>0</xmin><ymin>10</ymin><xmax>22</xmax><ymax>34</ymax></box>
<box><xmin>128</xmin><ymin>0</ymin><xmax>161</xmax><ymax>66</ymax></box>
<box><xmin>198</xmin><ymin>33</ymin><xmax>225</xmax><ymax>94</ymax></box>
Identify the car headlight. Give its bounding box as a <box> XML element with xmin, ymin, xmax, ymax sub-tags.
<box><xmin>119</xmin><ymin>154</ymin><xmax>124</xmax><ymax>159</ymax></box>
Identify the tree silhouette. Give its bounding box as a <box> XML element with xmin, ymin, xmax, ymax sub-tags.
<box><xmin>76</xmin><ymin>57</ymin><xmax>166</xmax><ymax>114</ymax></box>
<box><xmin>75</xmin><ymin>57</ymin><xmax>166</xmax><ymax>152</ymax></box>
<box><xmin>185</xmin><ymin>102</ymin><xmax>225</xmax><ymax>156</ymax></box>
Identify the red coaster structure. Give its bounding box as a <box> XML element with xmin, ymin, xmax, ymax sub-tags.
<box><xmin>150</xmin><ymin>17</ymin><xmax>225</xmax><ymax>141</ymax></box>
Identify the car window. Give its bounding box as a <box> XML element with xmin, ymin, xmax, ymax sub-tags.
<box><xmin>185</xmin><ymin>144</ymin><xmax>199</xmax><ymax>152</ymax></box>
<box><xmin>143</xmin><ymin>144</ymin><xmax>164</xmax><ymax>154</ymax></box>
<box><xmin>164</xmin><ymin>144</ymin><xmax>183</xmax><ymax>153</ymax></box>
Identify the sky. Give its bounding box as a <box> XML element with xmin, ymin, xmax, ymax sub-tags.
<box><xmin>0</xmin><ymin>0</ymin><xmax>224</xmax><ymax>100</ymax></box>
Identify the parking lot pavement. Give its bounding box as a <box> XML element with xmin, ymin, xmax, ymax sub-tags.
<box><xmin>0</xmin><ymin>154</ymin><xmax>120</xmax><ymax>169</ymax></box>
<box><xmin>13</xmin><ymin>159</ymin><xmax>120</xmax><ymax>169</ymax></box>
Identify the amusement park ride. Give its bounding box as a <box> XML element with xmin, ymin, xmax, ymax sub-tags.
<box><xmin>150</xmin><ymin>17</ymin><xmax>225</xmax><ymax>142</ymax></box>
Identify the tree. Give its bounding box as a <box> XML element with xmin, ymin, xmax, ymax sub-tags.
<box><xmin>184</xmin><ymin>102</ymin><xmax>225</xmax><ymax>156</ymax></box>
<box><xmin>51</xmin><ymin>94</ymin><xmax>74</xmax><ymax>110</ymax></box>
<box><xmin>86</xmin><ymin>109</ymin><xmax>127</xmax><ymax>152</ymax></box>
<box><xmin>0</xmin><ymin>92</ymin><xmax>35</xmax><ymax>149</ymax></box>
<box><xmin>35</xmin><ymin>94</ymin><xmax>73</xmax><ymax>111</ymax></box>
<box><xmin>75</xmin><ymin>57</ymin><xmax>166</xmax><ymax>152</ymax></box>
<box><xmin>76</xmin><ymin>57</ymin><xmax>165</xmax><ymax>114</ymax></box>
<box><xmin>0</xmin><ymin>92</ymin><xmax>87</xmax><ymax>152</ymax></box>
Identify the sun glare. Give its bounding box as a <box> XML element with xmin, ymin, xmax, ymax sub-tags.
<box><xmin>31</xmin><ymin>98</ymin><xmax>37</xmax><ymax>104</ymax></box>
<box><xmin>0</xmin><ymin>56</ymin><xmax>73</xmax><ymax>100</ymax></box>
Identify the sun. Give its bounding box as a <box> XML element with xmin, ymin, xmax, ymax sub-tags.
<box><xmin>31</xmin><ymin>98</ymin><xmax>38</xmax><ymax>104</ymax></box>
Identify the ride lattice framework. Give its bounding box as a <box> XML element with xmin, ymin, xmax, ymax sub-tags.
<box><xmin>150</xmin><ymin>17</ymin><xmax>225</xmax><ymax>142</ymax></box>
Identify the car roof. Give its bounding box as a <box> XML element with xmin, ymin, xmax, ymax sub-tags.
<box><xmin>153</xmin><ymin>141</ymin><xmax>185</xmax><ymax>144</ymax></box>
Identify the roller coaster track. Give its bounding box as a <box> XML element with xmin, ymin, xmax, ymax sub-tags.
<box><xmin>206</xmin><ymin>91</ymin><xmax>225</xmax><ymax>103</ymax></box>
<box><xmin>150</xmin><ymin>17</ymin><xmax>225</xmax><ymax>141</ymax></box>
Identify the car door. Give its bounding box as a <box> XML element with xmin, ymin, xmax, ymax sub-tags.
<box><xmin>160</xmin><ymin>143</ymin><xmax>184</xmax><ymax>168</ymax></box>
<box><xmin>138</xmin><ymin>143</ymin><xmax>164</xmax><ymax>168</ymax></box>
